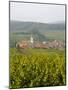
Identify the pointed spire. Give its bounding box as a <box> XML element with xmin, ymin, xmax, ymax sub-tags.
<box><xmin>30</xmin><ymin>33</ymin><xmax>33</xmax><ymax>44</ymax></box>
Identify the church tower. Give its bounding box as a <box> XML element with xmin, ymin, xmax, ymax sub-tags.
<box><xmin>30</xmin><ymin>35</ymin><xmax>33</xmax><ymax>44</ymax></box>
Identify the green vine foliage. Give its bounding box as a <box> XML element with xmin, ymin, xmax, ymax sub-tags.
<box><xmin>9</xmin><ymin>48</ymin><xmax>66</xmax><ymax>88</ymax></box>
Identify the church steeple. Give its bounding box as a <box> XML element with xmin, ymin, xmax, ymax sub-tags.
<box><xmin>30</xmin><ymin>34</ymin><xmax>33</xmax><ymax>44</ymax></box>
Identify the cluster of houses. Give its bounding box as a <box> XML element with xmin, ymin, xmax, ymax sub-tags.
<box><xmin>16</xmin><ymin>35</ymin><xmax>65</xmax><ymax>49</ymax></box>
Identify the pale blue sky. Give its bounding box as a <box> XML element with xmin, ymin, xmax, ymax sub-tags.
<box><xmin>10</xmin><ymin>2</ymin><xmax>65</xmax><ymax>23</ymax></box>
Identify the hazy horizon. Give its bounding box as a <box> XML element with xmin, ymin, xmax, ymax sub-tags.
<box><xmin>10</xmin><ymin>20</ymin><xmax>65</xmax><ymax>24</ymax></box>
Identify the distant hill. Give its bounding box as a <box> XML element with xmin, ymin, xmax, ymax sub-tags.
<box><xmin>9</xmin><ymin>21</ymin><xmax>65</xmax><ymax>47</ymax></box>
<box><xmin>10</xmin><ymin>21</ymin><xmax>65</xmax><ymax>32</ymax></box>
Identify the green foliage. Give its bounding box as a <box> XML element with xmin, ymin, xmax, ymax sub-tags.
<box><xmin>9</xmin><ymin>48</ymin><xmax>66</xmax><ymax>88</ymax></box>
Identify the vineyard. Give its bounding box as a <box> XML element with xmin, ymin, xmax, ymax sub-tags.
<box><xmin>9</xmin><ymin>48</ymin><xmax>66</xmax><ymax>88</ymax></box>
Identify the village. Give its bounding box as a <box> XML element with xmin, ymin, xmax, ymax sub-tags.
<box><xmin>16</xmin><ymin>35</ymin><xmax>65</xmax><ymax>49</ymax></box>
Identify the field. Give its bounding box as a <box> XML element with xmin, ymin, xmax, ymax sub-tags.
<box><xmin>9</xmin><ymin>48</ymin><xmax>66</xmax><ymax>88</ymax></box>
<box><xmin>43</xmin><ymin>30</ymin><xmax>65</xmax><ymax>40</ymax></box>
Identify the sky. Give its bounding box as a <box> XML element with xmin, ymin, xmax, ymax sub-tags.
<box><xmin>10</xmin><ymin>2</ymin><xmax>65</xmax><ymax>23</ymax></box>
